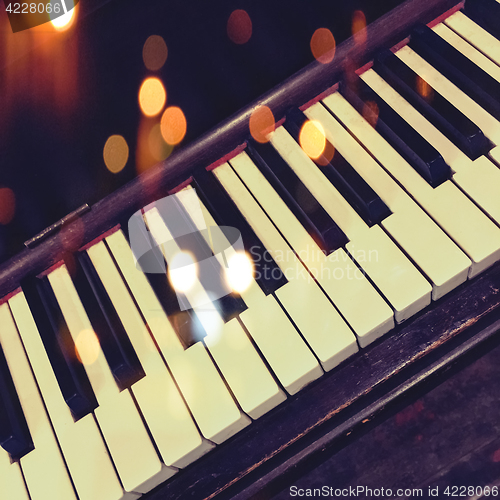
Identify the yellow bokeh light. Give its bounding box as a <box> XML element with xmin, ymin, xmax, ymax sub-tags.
<box><xmin>51</xmin><ymin>3</ymin><xmax>77</xmax><ymax>31</ymax></box>
<box><xmin>249</xmin><ymin>105</ymin><xmax>275</xmax><ymax>143</ymax></box>
<box><xmin>103</xmin><ymin>135</ymin><xmax>129</xmax><ymax>173</ymax></box>
<box><xmin>160</xmin><ymin>106</ymin><xmax>187</xmax><ymax>145</ymax></box>
<box><xmin>142</xmin><ymin>35</ymin><xmax>168</xmax><ymax>71</ymax></box>
<box><xmin>168</xmin><ymin>251</ymin><xmax>198</xmax><ymax>293</ymax></box>
<box><xmin>299</xmin><ymin>120</ymin><xmax>326</xmax><ymax>160</ymax></box>
<box><xmin>139</xmin><ymin>77</ymin><xmax>166</xmax><ymax>117</ymax></box>
<box><xmin>75</xmin><ymin>329</ymin><xmax>100</xmax><ymax>366</ymax></box>
<box><xmin>310</xmin><ymin>28</ymin><xmax>336</xmax><ymax>64</ymax></box>
<box><xmin>226</xmin><ymin>252</ymin><xmax>253</xmax><ymax>293</ymax></box>
<box><xmin>0</xmin><ymin>187</ymin><xmax>15</xmax><ymax>225</ymax></box>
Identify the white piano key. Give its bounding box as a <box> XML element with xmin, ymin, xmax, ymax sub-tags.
<box><xmin>362</xmin><ymin>68</ymin><xmax>500</xmax><ymax>226</ymax></box>
<box><xmin>324</xmin><ymin>91</ymin><xmax>500</xmax><ymax>278</ymax></box>
<box><xmin>105</xmin><ymin>230</ymin><xmax>250</xmax><ymax>442</ymax></box>
<box><xmin>8</xmin><ymin>291</ymin><xmax>136</xmax><ymax>500</ymax></box>
<box><xmin>303</xmin><ymin>101</ymin><xmax>470</xmax><ymax>299</ymax></box>
<box><xmin>177</xmin><ymin>186</ymin><xmax>322</xmax><ymax>393</ymax></box>
<box><xmin>444</xmin><ymin>11</ymin><xmax>500</xmax><ymax>67</ymax></box>
<box><xmin>269</xmin><ymin>126</ymin><xmax>432</xmax><ymax>322</ymax></box>
<box><xmin>432</xmin><ymin>23</ymin><xmax>500</xmax><ymax>83</ymax></box>
<box><xmin>81</xmin><ymin>241</ymin><xmax>214</xmax><ymax>468</ymax></box>
<box><xmin>47</xmin><ymin>265</ymin><xmax>172</xmax><ymax>494</ymax></box>
<box><xmin>1</xmin><ymin>443</ymin><xmax>30</xmax><ymax>500</ymax></box>
<box><xmin>396</xmin><ymin>45</ymin><xmax>500</xmax><ymax>146</ymax></box>
<box><xmin>0</xmin><ymin>302</ymin><xmax>78</xmax><ymax>500</ymax></box>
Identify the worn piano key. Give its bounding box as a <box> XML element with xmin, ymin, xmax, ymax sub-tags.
<box><xmin>192</xmin><ymin>169</ymin><xmax>288</xmax><ymax>295</ymax></box>
<box><xmin>227</xmin><ymin>152</ymin><xmax>394</xmax><ymax>346</ymax></box>
<box><xmin>47</xmin><ymin>264</ymin><xmax>173</xmax><ymax>494</ymax></box>
<box><xmin>361</xmin><ymin>68</ymin><xmax>500</xmax><ymax>226</ymax></box>
<box><xmin>175</xmin><ymin>185</ymin><xmax>320</xmax><ymax>394</ymax></box>
<box><xmin>375</xmin><ymin>48</ymin><xmax>489</xmax><ymax>159</ymax></box>
<box><xmin>284</xmin><ymin>108</ymin><xmax>391</xmax><ymax>225</ymax></box>
<box><xmin>269</xmin><ymin>125</ymin><xmax>432</xmax><ymax>323</ymax></box>
<box><xmin>0</xmin><ymin>342</ymin><xmax>33</xmax><ymax>458</ymax></box>
<box><xmin>464</xmin><ymin>0</ymin><xmax>500</xmax><ymax>40</ymax></box>
<box><xmin>412</xmin><ymin>23</ymin><xmax>500</xmax><ymax>123</ymax></box>
<box><xmin>306</xmin><ymin>99</ymin><xmax>471</xmax><ymax>297</ymax></box>
<box><xmin>9</xmin><ymin>292</ymin><xmax>135</xmax><ymax>500</ymax></box>
<box><xmin>341</xmin><ymin>77</ymin><xmax>451</xmax><ymax>187</ymax></box>
<box><xmin>21</xmin><ymin>276</ymin><xmax>98</xmax><ymax>421</ymax></box>
<box><xmin>326</xmin><ymin>91</ymin><xmax>500</xmax><ymax>278</ymax></box>
<box><xmin>246</xmin><ymin>140</ymin><xmax>348</xmax><ymax>254</ymax></box>
<box><xmin>76</xmin><ymin>252</ymin><xmax>145</xmax><ymax>390</ymax></box>
<box><xmin>81</xmin><ymin>241</ymin><xmax>216</xmax><ymax>466</ymax></box>
<box><xmin>0</xmin><ymin>302</ymin><xmax>79</xmax><ymax>500</ymax></box>
<box><xmin>0</xmin><ymin>447</ymin><xmax>30</xmax><ymax>500</ymax></box>
<box><xmin>213</xmin><ymin>161</ymin><xmax>359</xmax><ymax>358</ymax></box>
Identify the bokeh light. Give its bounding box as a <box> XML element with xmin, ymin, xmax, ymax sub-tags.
<box><xmin>143</xmin><ymin>35</ymin><xmax>168</xmax><ymax>71</ymax></box>
<box><xmin>160</xmin><ymin>106</ymin><xmax>187</xmax><ymax>145</ymax></box>
<box><xmin>75</xmin><ymin>329</ymin><xmax>101</xmax><ymax>366</ymax></box>
<box><xmin>139</xmin><ymin>77</ymin><xmax>166</xmax><ymax>117</ymax></box>
<box><xmin>299</xmin><ymin>120</ymin><xmax>326</xmax><ymax>160</ymax></box>
<box><xmin>149</xmin><ymin>123</ymin><xmax>174</xmax><ymax>161</ymax></box>
<box><xmin>310</xmin><ymin>28</ymin><xmax>336</xmax><ymax>64</ymax></box>
<box><xmin>103</xmin><ymin>135</ymin><xmax>129</xmax><ymax>173</ymax></box>
<box><xmin>226</xmin><ymin>252</ymin><xmax>254</xmax><ymax>293</ymax></box>
<box><xmin>362</xmin><ymin>100</ymin><xmax>379</xmax><ymax>128</ymax></box>
<box><xmin>416</xmin><ymin>76</ymin><xmax>433</xmax><ymax>101</ymax></box>
<box><xmin>51</xmin><ymin>3</ymin><xmax>77</xmax><ymax>32</ymax></box>
<box><xmin>168</xmin><ymin>251</ymin><xmax>198</xmax><ymax>293</ymax></box>
<box><xmin>227</xmin><ymin>10</ymin><xmax>252</xmax><ymax>45</ymax></box>
<box><xmin>352</xmin><ymin>10</ymin><xmax>367</xmax><ymax>46</ymax></box>
<box><xmin>0</xmin><ymin>188</ymin><xmax>16</xmax><ymax>225</ymax></box>
<box><xmin>249</xmin><ymin>105</ymin><xmax>275</xmax><ymax>143</ymax></box>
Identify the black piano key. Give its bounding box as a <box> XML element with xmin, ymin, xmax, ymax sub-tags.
<box><xmin>465</xmin><ymin>0</ymin><xmax>500</xmax><ymax>39</ymax></box>
<box><xmin>245</xmin><ymin>139</ymin><xmax>348</xmax><ymax>254</ymax></box>
<box><xmin>192</xmin><ymin>168</ymin><xmax>288</xmax><ymax>295</ymax></box>
<box><xmin>75</xmin><ymin>252</ymin><xmax>145</xmax><ymax>391</ymax></box>
<box><xmin>284</xmin><ymin>107</ymin><xmax>391</xmax><ymax>225</ymax></box>
<box><xmin>410</xmin><ymin>23</ymin><xmax>500</xmax><ymax>123</ymax></box>
<box><xmin>0</xmin><ymin>343</ymin><xmax>34</xmax><ymax>459</ymax></box>
<box><xmin>154</xmin><ymin>196</ymin><xmax>248</xmax><ymax>323</ymax></box>
<box><xmin>341</xmin><ymin>78</ymin><xmax>451</xmax><ymax>187</ymax></box>
<box><xmin>121</xmin><ymin>218</ymin><xmax>207</xmax><ymax>348</ymax></box>
<box><xmin>374</xmin><ymin>49</ymin><xmax>489</xmax><ymax>160</ymax></box>
<box><xmin>21</xmin><ymin>276</ymin><xmax>98</xmax><ymax>421</ymax></box>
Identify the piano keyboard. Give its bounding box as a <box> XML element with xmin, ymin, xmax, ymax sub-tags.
<box><xmin>3</xmin><ymin>1</ymin><xmax>500</xmax><ymax>498</ymax></box>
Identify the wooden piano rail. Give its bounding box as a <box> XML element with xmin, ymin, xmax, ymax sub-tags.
<box><xmin>0</xmin><ymin>0</ymin><xmax>459</xmax><ymax>298</ymax></box>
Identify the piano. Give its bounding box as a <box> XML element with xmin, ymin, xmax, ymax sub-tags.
<box><xmin>2</xmin><ymin>0</ymin><xmax>500</xmax><ymax>498</ymax></box>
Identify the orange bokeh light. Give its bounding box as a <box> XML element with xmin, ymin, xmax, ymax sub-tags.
<box><xmin>139</xmin><ymin>77</ymin><xmax>166</xmax><ymax>117</ymax></box>
<box><xmin>51</xmin><ymin>3</ymin><xmax>77</xmax><ymax>32</ymax></box>
<box><xmin>0</xmin><ymin>188</ymin><xmax>15</xmax><ymax>225</ymax></box>
<box><xmin>299</xmin><ymin>120</ymin><xmax>326</xmax><ymax>160</ymax></box>
<box><xmin>310</xmin><ymin>28</ymin><xmax>336</xmax><ymax>64</ymax></box>
<box><xmin>103</xmin><ymin>135</ymin><xmax>129</xmax><ymax>173</ymax></box>
<box><xmin>362</xmin><ymin>100</ymin><xmax>379</xmax><ymax>128</ymax></box>
<box><xmin>249</xmin><ymin>105</ymin><xmax>275</xmax><ymax>143</ymax></box>
<box><xmin>416</xmin><ymin>76</ymin><xmax>433</xmax><ymax>101</ymax></box>
<box><xmin>160</xmin><ymin>106</ymin><xmax>187</xmax><ymax>145</ymax></box>
<box><xmin>352</xmin><ymin>10</ymin><xmax>367</xmax><ymax>46</ymax></box>
<box><xmin>227</xmin><ymin>10</ymin><xmax>252</xmax><ymax>45</ymax></box>
<box><xmin>143</xmin><ymin>35</ymin><xmax>168</xmax><ymax>71</ymax></box>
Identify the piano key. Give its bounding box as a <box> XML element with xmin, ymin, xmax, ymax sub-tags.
<box><xmin>0</xmin><ymin>342</ymin><xmax>33</xmax><ymax>458</ymax></box>
<box><xmin>306</xmin><ymin>99</ymin><xmax>471</xmax><ymax>297</ymax></box>
<box><xmin>284</xmin><ymin>108</ymin><xmax>391</xmax><ymax>225</ymax></box>
<box><xmin>175</xmin><ymin>185</ymin><xmax>320</xmax><ymax>393</ymax></box>
<box><xmin>269</xmin><ymin>125</ymin><xmax>432</xmax><ymax>323</ymax></box>
<box><xmin>47</xmin><ymin>264</ymin><xmax>173</xmax><ymax>494</ymax></box>
<box><xmin>105</xmin><ymin>229</ymin><xmax>252</xmax><ymax>440</ymax></box>
<box><xmin>462</xmin><ymin>0</ymin><xmax>500</xmax><ymax>47</ymax></box>
<box><xmin>444</xmin><ymin>11</ymin><xmax>500</xmax><ymax>66</ymax></box>
<box><xmin>0</xmin><ymin>447</ymin><xmax>30</xmax><ymax>500</ymax></box>
<box><xmin>192</xmin><ymin>169</ymin><xmax>288</xmax><ymax>295</ymax></box>
<box><xmin>213</xmin><ymin>160</ymin><xmax>359</xmax><ymax>357</ymax></box>
<box><xmin>76</xmin><ymin>252</ymin><xmax>145</xmax><ymax>390</ymax></box>
<box><xmin>8</xmin><ymin>291</ymin><xmax>136</xmax><ymax>500</ymax></box>
<box><xmin>226</xmin><ymin>152</ymin><xmax>393</xmax><ymax>346</ymax></box>
<box><xmin>81</xmin><ymin>241</ymin><xmax>216</xmax><ymax>464</ymax></box>
<box><xmin>325</xmin><ymin>91</ymin><xmax>500</xmax><ymax>278</ymax></box>
<box><xmin>245</xmin><ymin>140</ymin><xmax>348</xmax><ymax>254</ymax></box>
<box><xmin>375</xmin><ymin>48</ymin><xmax>489</xmax><ymax>159</ymax></box>
<box><xmin>0</xmin><ymin>302</ymin><xmax>79</xmax><ymax>500</ymax></box>
<box><xmin>395</xmin><ymin>45</ymin><xmax>500</xmax><ymax>146</ymax></box>
<box><xmin>410</xmin><ymin>23</ymin><xmax>500</xmax><ymax>123</ymax></box>
<box><xmin>21</xmin><ymin>275</ymin><xmax>98</xmax><ymax>421</ymax></box>
<box><xmin>361</xmin><ymin>68</ymin><xmax>500</xmax><ymax>228</ymax></box>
